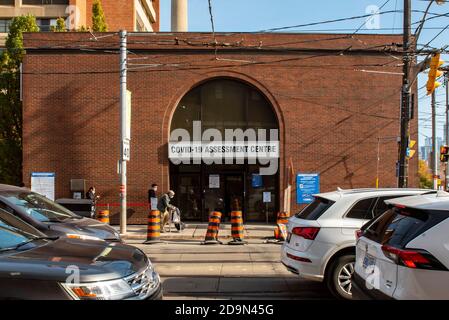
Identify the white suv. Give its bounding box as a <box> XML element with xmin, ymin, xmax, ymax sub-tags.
<box><xmin>353</xmin><ymin>191</ymin><xmax>449</xmax><ymax>300</ymax></box>
<box><xmin>281</xmin><ymin>188</ymin><xmax>431</xmax><ymax>299</ymax></box>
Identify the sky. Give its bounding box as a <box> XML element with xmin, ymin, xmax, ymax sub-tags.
<box><xmin>159</xmin><ymin>0</ymin><xmax>449</xmax><ymax>148</ymax></box>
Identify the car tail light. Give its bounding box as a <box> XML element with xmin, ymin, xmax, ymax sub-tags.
<box><xmin>355</xmin><ymin>229</ymin><xmax>363</xmax><ymax>240</ymax></box>
<box><xmin>381</xmin><ymin>245</ymin><xmax>448</xmax><ymax>270</ymax></box>
<box><xmin>291</xmin><ymin>227</ymin><xmax>320</xmax><ymax>240</ymax></box>
<box><xmin>286</xmin><ymin>253</ymin><xmax>312</xmax><ymax>263</ymax></box>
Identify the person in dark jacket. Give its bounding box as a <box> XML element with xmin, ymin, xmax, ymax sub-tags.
<box><xmin>148</xmin><ymin>184</ymin><xmax>158</xmax><ymax>210</ymax></box>
<box><xmin>86</xmin><ymin>186</ymin><xmax>100</xmax><ymax>213</ymax></box>
<box><xmin>157</xmin><ymin>190</ymin><xmax>175</xmax><ymax>232</ymax></box>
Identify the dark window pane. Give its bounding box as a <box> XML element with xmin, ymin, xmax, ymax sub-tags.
<box><xmin>346</xmin><ymin>198</ymin><xmax>375</xmax><ymax>220</ymax></box>
<box><xmin>22</xmin><ymin>0</ymin><xmax>69</xmax><ymax>4</ymax></box>
<box><xmin>296</xmin><ymin>197</ymin><xmax>335</xmax><ymax>220</ymax></box>
<box><xmin>0</xmin><ymin>0</ymin><xmax>14</xmax><ymax>6</ymax></box>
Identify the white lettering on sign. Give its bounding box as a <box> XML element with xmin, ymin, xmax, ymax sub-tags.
<box><xmin>169</xmin><ymin>121</ymin><xmax>279</xmax><ymax>175</ymax></box>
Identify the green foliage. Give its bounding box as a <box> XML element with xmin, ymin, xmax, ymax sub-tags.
<box><xmin>0</xmin><ymin>15</ymin><xmax>39</xmax><ymax>185</ymax></box>
<box><xmin>51</xmin><ymin>17</ymin><xmax>66</xmax><ymax>32</ymax></box>
<box><xmin>92</xmin><ymin>0</ymin><xmax>108</xmax><ymax>32</ymax></box>
<box><xmin>418</xmin><ymin>160</ymin><xmax>433</xmax><ymax>189</ymax></box>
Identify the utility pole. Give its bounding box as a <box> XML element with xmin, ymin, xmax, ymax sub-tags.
<box><xmin>444</xmin><ymin>71</ymin><xmax>449</xmax><ymax>191</ymax></box>
<box><xmin>398</xmin><ymin>0</ymin><xmax>412</xmax><ymax>188</ymax></box>
<box><xmin>432</xmin><ymin>91</ymin><xmax>438</xmax><ymax>190</ymax></box>
<box><xmin>119</xmin><ymin>30</ymin><xmax>128</xmax><ymax>235</ymax></box>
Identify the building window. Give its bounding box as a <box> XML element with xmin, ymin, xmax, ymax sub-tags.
<box><xmin>0</xmin><ymin>19</ymin><xmax>12</xmax><ymax>33</ymax></box>
<box><xmin>0</xmin><ymin>0</ymin><xmax>14</xmax><ymax>6</ymax></box>
<box><xmin>22</xmin><ymin>0</ymin><xmax>69</xmax><ymax>5</ymax></box>
<box><xmin>36</xmin><ymin>18</ymin><xmax>58</xmax><ymax>32</ymax></box>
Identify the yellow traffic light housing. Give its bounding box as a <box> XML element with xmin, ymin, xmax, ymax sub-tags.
<box><xmin>440</xmin><ymin>145</ymin><xmax>449</xmax><ymax>163</ymax></box>
<box><xmin>426</xmin><ymin>53</ymin><xmax>445</xmax><ymax>95</ymax></box>
<box><xmin>406</xmin><ymin>139</ymin><xmax>416</xmax><ymax>159</ymax></box>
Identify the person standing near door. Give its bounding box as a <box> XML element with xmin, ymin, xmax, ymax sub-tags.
<box><xmin>148</xmin><ymin>183</ymin><xmax>158</xmax><ymax>210</ymax></box>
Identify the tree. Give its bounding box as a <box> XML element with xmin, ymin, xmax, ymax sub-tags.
<box><xmin>51</xmin><ymin>17</ymin><xmax>66</xmax><ymax>32</ymax></box>
<box><xmin>418</xmin><ymin>160</ymin><xmax>433</xmax><ymax>189</ymax></box>
<box><xmin>0</xmin><ymin>15</ymin><xmax>39</xmax><ymax>185</ymax></box>
<box><xmin>92</xmin><ymin>0</ymin><xmax>108</xmax><ymax>32</ymax></box>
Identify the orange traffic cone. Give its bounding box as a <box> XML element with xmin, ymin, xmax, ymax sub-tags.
<box><xmin>228</xmin><ymin>211</ymin><xmax>247</xmax><ymax>245</ymax></box>
<box><xmin>144</xmin><ymin>210</ymin><xmax>162</xmax><ymax>244</ymax></box>
<box><xmin>202</xmin><ymin>211</ymin><xmax>222</xmax><ymax>245</ymax></box>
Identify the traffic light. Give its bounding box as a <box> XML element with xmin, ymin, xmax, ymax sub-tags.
<box><xmin>440</xmin><ymin>145</ymin><xmax>449</xmax><ymax>163</ymax></box>
<box><xmin>406</xmin><ymin>139</ymin><xmax>416</xmax><ymax>159</ymax></box>
<box><xmin>426</xmin><ymin>53</ymin><xmax>445</xmax><ymax>95</ymax></box>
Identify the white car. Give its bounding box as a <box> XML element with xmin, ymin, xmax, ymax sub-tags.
<box><xmin>353</xmin><ymin>191</ymin><xmax>449</xmax><ymax>300</ymax></box>
<box><xmin>281</xmin><ymin>188</ymin><xmax>431</xmax><ymax>299</ymax></box>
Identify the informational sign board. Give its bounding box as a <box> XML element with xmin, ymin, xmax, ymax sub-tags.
<box><xmin>209</xmin><ymin>174</ymin><xmax>220</xmax><ymax>189</ymax></box>
<box><xmin>263</xmin><ymin>192</ymin><xmax>271</xmax><ymax>203</ymax></box>
<box><xmin>168</xmin><ymin>141</ymin><xmax>279</xmax><ymax>160</ymax></box>
<box><xmin>252</xmin><ymin>174</ymin><xmax>263</xmax><ymax>188</ymax></box>
<box><xmin>296</xmin><ymin>173</ymin><xmax>320</xmax><ymax>204</ymax></box>
<box><xmin>31</xmin><ymin>172</ymin><xmax>55</xmax><ymax>201</ymax></box>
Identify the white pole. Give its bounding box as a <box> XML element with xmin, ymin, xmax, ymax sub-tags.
<box><xmin>119</xmin><ymin>30</ymin><xmax>128</xmax><ymax>235</ymax></box>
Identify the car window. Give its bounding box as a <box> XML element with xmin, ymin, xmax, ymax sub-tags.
<box><xmin>0</xmin><ymin>219</ymin><xmax>33</xmax><ymax>251</ymax></box>
<box><xmin>363</xmin><ymin>207</ymin><xmax>449</xmax><ymax>247</ymax></box>
<box><xmin>372</xmin><ymin>195</ymin><xmax>416</xmax><ymax>218</ymax></box>
<box><xmin>0</xmin><ymin>192</ymin><xmax>76</xmax><ymax>223</ymax></box>
<box><xmin>346</xmin><ymin>198</ymin><xmax>376</xmax><ymax>220</ymax></box>
<box><xmin>0</xmin><ymin>201</ymin><xmax>14</xmax><ymax>214</ymax></box>
<box><xmin>296</xmin><ymin>197</ymin><xmax>335</xmax><ymax>220</ymax></box>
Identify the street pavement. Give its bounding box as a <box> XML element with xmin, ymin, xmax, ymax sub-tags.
<box><xmin>131</xmin><ymin>240</ymin><xmax>333</xmax><ymax>300</ymax></box>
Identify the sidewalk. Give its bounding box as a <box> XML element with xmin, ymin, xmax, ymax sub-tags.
<box><xmin>114</xmin><ymin>223</ymin><xmax>276</xmax><ymax>241</ymax></box>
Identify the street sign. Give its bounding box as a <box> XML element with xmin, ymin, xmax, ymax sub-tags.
<box><xmin>296</xmin><ymin>173</ymin><xmax>320</xmax><ymax>204</ymax></box>
<box><xmin>263</xmin><ymin>192</ymin><xmax>271</xmax><ymax>203</ymax></box>
<box><xmin>122</xmin><ymin>139</ymin><xmax>130</xmax><ymax>161</ymax></box>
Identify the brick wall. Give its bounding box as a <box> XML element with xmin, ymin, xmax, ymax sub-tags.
<box><xmin>84</xmin><ymin>0</ymin><xmax>160</xmax><ymax>32</ymax></box>
<box><xmin>22</xmin><ymin>32</ymin><xmax>419</xmax><ymax>224</ymax></box>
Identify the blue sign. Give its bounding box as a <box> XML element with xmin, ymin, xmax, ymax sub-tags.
<box><xmin>296</xmin><ymin>173</ymin><xmax>320</xmax><ymax>204</ymax></box>
<box><xmin>251</xmin><ymin>174</ymin><xmax>263</xmax><ymax>188</ymax></box>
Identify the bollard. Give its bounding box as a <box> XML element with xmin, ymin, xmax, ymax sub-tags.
<box><xmin>228</xmin><ymin>210</ymin><xmax>247</xmax><ymax>245</ymax></box>
<box><xmin>202</xmin><ymin>211</ymin><xmax>222</xmax><ymax>245</ymax></box>
<box><xmin>144</xmin><ymin>210</ymin><xmax>162</xmax><ymax>244</ymax></box>
<box><xmin>97</xmin><ymin>210</ymin><xmax>110</xmax><ymax>224</ymax></box>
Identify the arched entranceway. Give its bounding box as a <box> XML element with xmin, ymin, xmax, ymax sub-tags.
<box><xmin>169</xmin><ymin>78</ymin><xmax>280</xmax><ymax>222</ymax></box>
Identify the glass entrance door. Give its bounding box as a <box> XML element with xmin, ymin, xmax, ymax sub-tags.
<box><xmin>223</xmin><ymin>174</ymin><xmax>244</xmax><ymax>222</ymax></box>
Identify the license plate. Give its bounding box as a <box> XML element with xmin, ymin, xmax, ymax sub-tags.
<box><xmin>363</xmin><ymin>254</ymin><xmax>376</xmax><ymax>269</ymax></box>
<box><xmin>287</xmin><ymin>232</ymin><xmax>292</xmax><ymax>243</ymax></box>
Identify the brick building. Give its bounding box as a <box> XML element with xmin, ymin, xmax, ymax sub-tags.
<box><xmin>1</xmin><ymin>0</ymin><xmax>159</xmax><ymax>45</ymax></box>
<box><xmin>22</xmin><ymin>32</ymin><xmax>419</xmax><ymax>224</ymax></box>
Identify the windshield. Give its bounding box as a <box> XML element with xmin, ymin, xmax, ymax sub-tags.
<box><xmin>0</xmin><ymin>217</ymin><xmax>35</xmax><ymax>251</ymax></box>
<box><xmin>295</xmin><ymin>197</ymin><xmax>335</xmax><ymax>220</ymax></box>
<box><xmin>0</xmin><ymin>191</ymin><xmax>76</xmax><ymax>223</ymax></box>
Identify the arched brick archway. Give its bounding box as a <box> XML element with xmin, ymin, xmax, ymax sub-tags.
<box><xmin>162</xmin><ymin>72</ymin><xmax>286</xmax><ymax>222</ymax></box>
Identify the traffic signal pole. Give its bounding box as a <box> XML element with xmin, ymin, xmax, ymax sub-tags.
<box><xmin>119</xmin><ymin>30</ymin><xmax>128</xmax><ymax>235</ymax></box>
<box><xmin>398</xmin><ymin>0</ymin><xmax>412</xmax><ymax>188</ymax></box>
<box><xmin>432</xmin><ymin>91</ymin><xmax>438</xmax><ymax>190</ymax></box>
<box><xmin>444</xmin><ymin>71</ymin><xmax>449</xmax><ymax>191</ymax></box>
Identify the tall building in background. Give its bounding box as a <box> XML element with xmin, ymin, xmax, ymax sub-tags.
<box><xmin>0</xmin><ymin>0</ymin><xmax>159</xmax><ymax>45</ymax></box>
<box><xmin>420</xmin><ymin>136</ymin><xmax>444</xmax><ymax>163</ymax></box>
